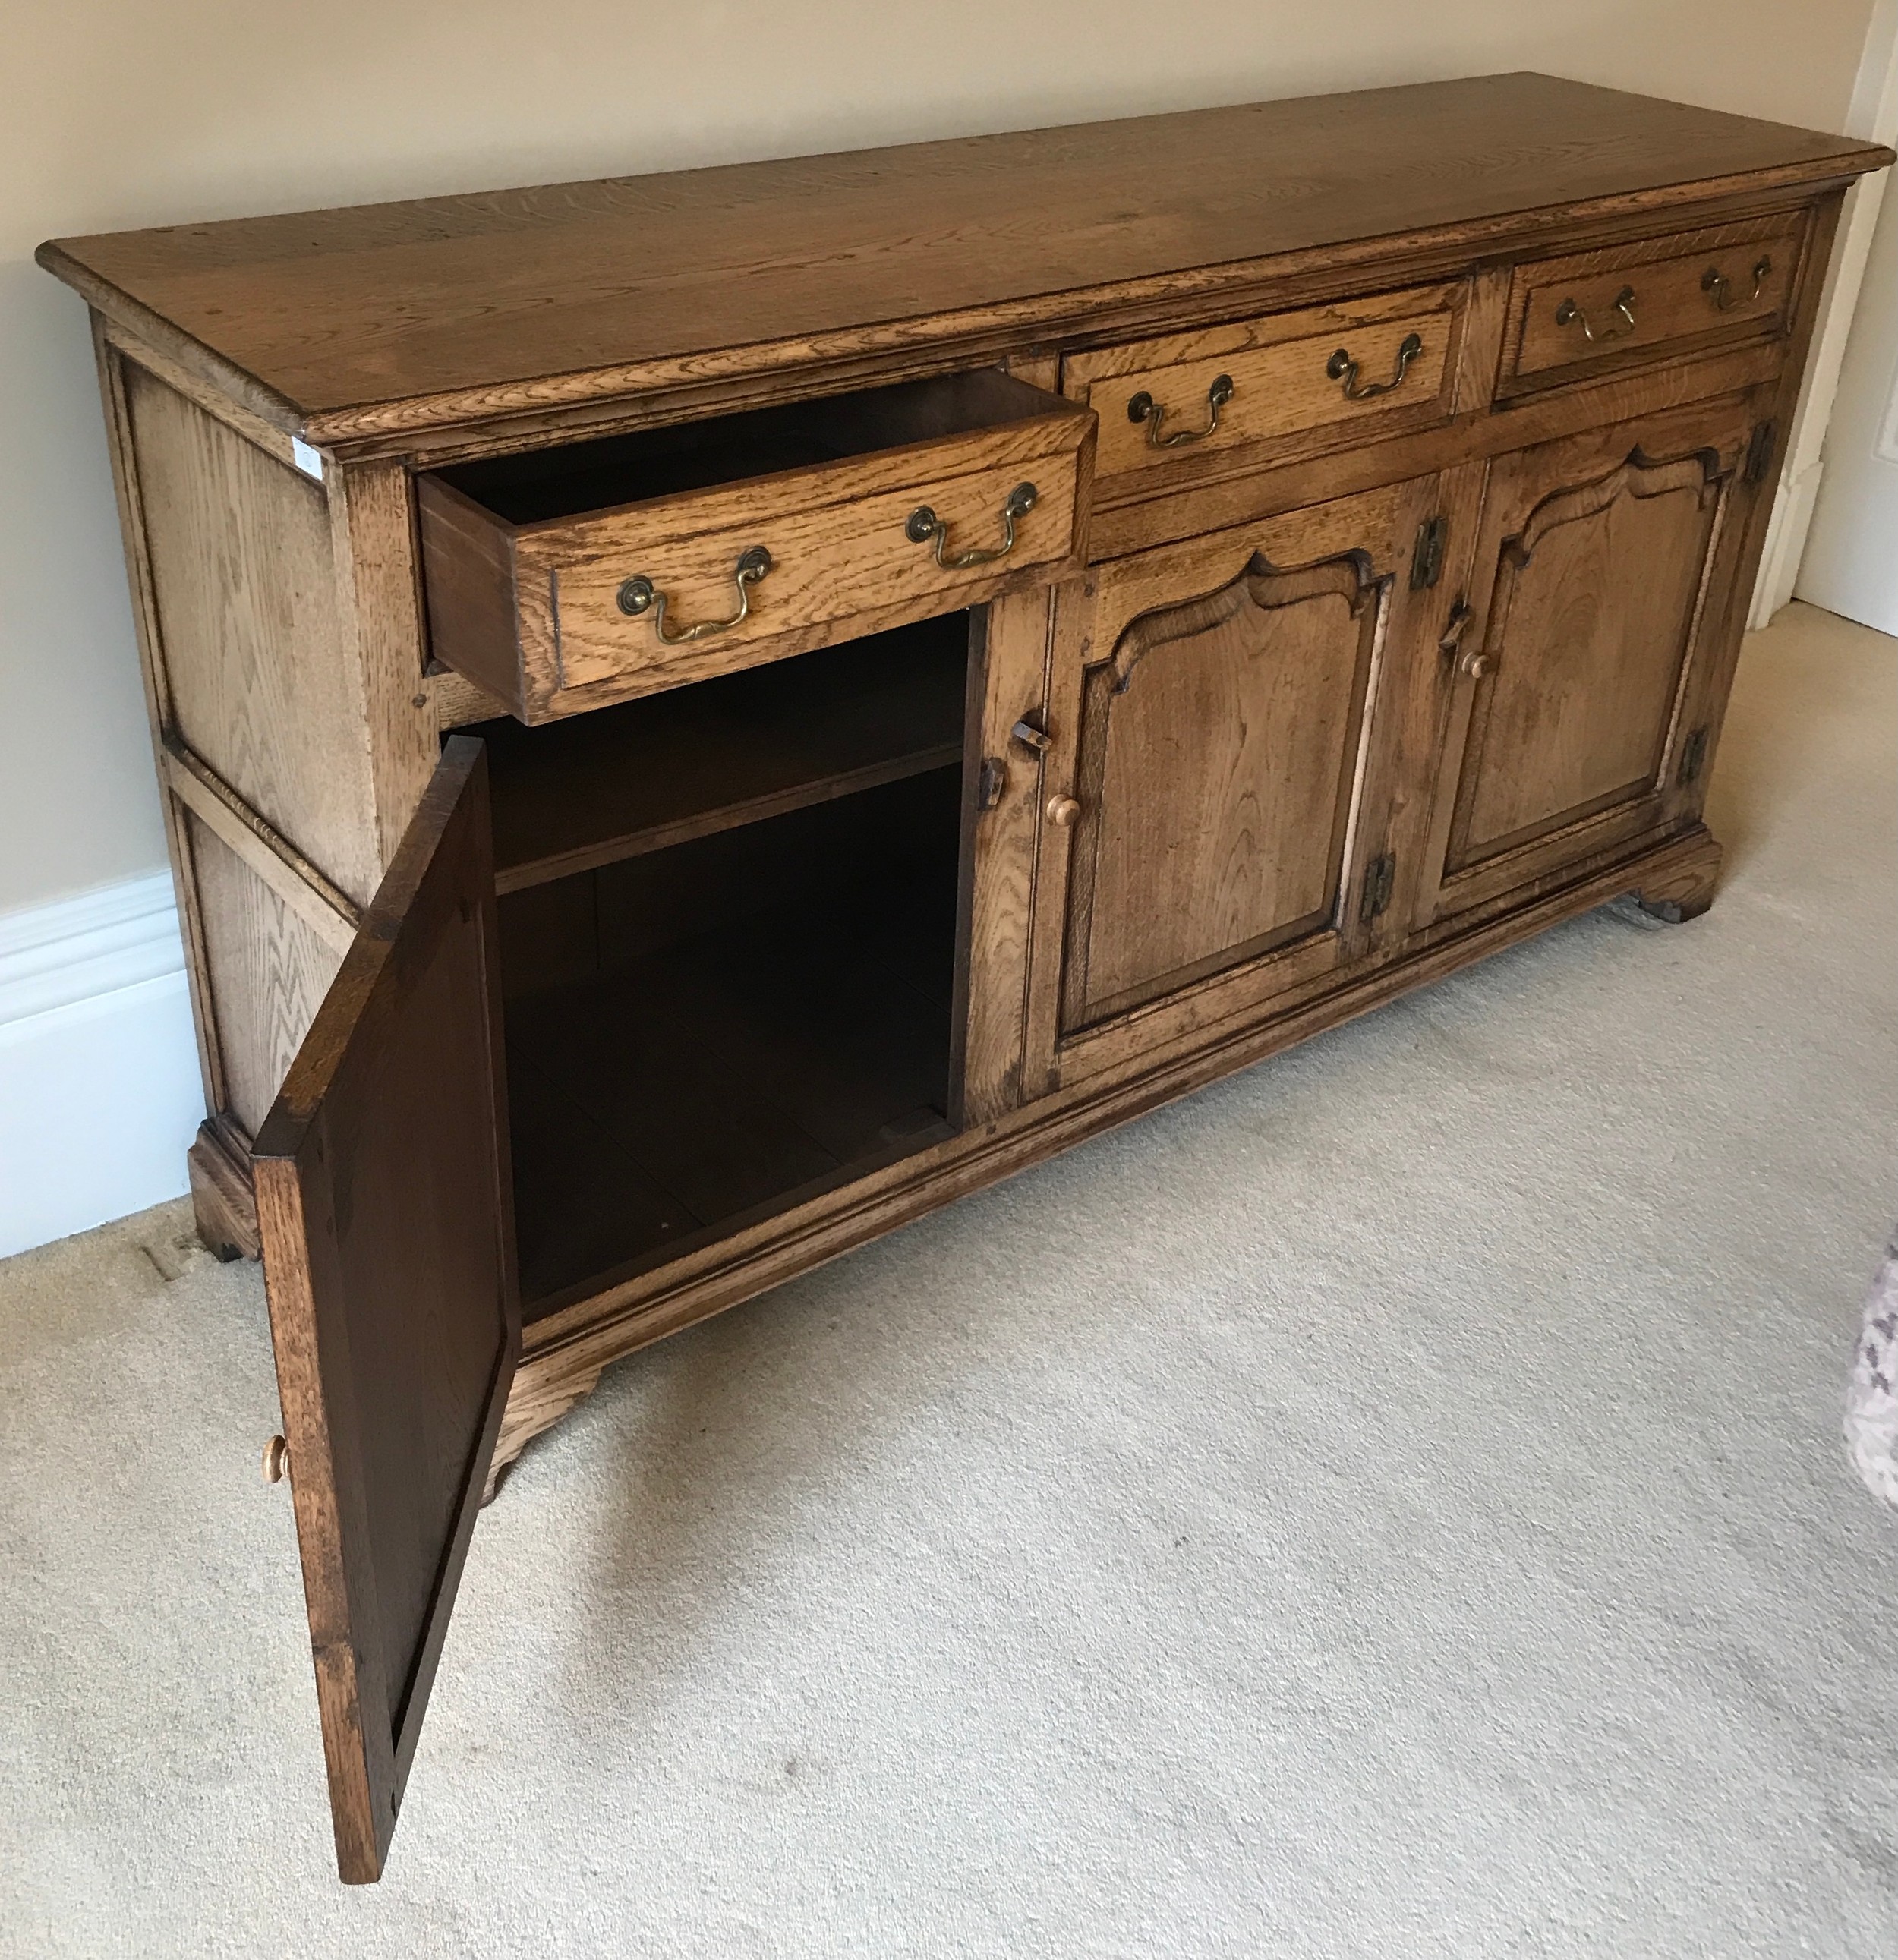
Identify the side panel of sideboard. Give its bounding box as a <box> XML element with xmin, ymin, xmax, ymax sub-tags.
<box><xmin>90</xmin><ymin>324</ymin><xmax>441</xmax><ymax>1251</ymax></box>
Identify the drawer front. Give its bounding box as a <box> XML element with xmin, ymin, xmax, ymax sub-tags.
<box><xmin>1064</xmin><ymin>282</ymin><xmax>1467</xmax><ymax>500</ymax></box>
<box><xmin>1501</xmin><ymin>214</ymin><xmax>1805</xmax><ymax>395</ymax></box>
<box><xmin>418</xmin><ymin>374</ymin><xmax>1093</xmax><ymax>721</ymax></box>
<box><xmin>526</xmin><ymin>442</ymin><xmax>1083</xmax><ymax>707</ymax></box>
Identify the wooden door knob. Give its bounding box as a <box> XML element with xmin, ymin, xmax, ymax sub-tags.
<box><xmin>263</xmin><ymin>1434</ymin><xmax>291</xmax><ymax>1483</ymax></box>
<box><xmin>1046</xmin><ymin>795</ymin><xmax>1082</xmax><ymax>827</ymax></box>
<box><xmin>1459</xmin><ymin>648</ymin><xmax>1491</xmax><ymax>681</ymax></box>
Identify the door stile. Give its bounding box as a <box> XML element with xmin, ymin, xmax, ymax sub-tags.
<box><xmin>254</xmin><ymin>736</ymin><xmax>519</xmax><ymax>1883</ymax></box>
<box><xmin>951</xmin><ymin>586</ymin><xmax>1060</xmax><ymax>1128</ymax></box>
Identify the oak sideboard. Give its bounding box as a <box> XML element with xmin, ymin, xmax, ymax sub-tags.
<box><xmin>40</xmin><ymin>71</ymin><xmax>1892</xmax><ymax>1881</ymax></box>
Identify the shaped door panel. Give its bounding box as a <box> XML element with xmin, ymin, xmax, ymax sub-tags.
<box><xmin>1417</xmin><ymin>395</ymin><xmax>1769</xmax><ymax>928</ymax></box>
<box><xmin>1025</xmin><ymin>477</ymin><xmax>1442</xmax><ymax>1092</ymax></box>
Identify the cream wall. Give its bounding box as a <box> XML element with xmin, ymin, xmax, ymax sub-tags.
<box><xmin>0</xmin><ymin>0</ymin><xmax>1882</xmax><ymax>916</ymax></box>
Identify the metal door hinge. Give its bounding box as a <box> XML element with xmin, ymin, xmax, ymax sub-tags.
<box><xmin>1411</xmin><ymin>515</ymin><xmax>1449</xmax><ymax>590</ymax></box>
<box><xmin>1676</xmin><ymin>724</ymin><xmax>1710</xmax><ymax>786</ymax></box>
<box><xmin>1745</xmin><ymin>419</ymin><xmax>1778</xmax><ymax>484</ymax></box>
<box><xmin>1360</xmin><ymin>851</ymin><xmax>1397</xmax><ymax>923</ymax></box>
<box><xmin>976</xmin><ymin>756</ymin><xmax>1007</xmax><ymax>810</ymax></box>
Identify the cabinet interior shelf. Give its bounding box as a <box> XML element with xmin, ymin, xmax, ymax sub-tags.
<box><xmin>474</xmin><ymin>612</ymin><xmax>970</xmax><ymax>894</ymax></box>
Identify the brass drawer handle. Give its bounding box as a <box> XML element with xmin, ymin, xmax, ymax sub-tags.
<box><xmin>1702</xmin><ymin>256</ymin><xmax>1772</xmax><ymax>312</ymax></box>
<box><xmin>906</xmin><ymin>481</ymin><xmax>1037</xmax><ymax>570</ymax></box>
<box><xmin>1326</xmin><ymin>332</ymin><xmax>1424</xmax><ymax>400</ymax></box>
<box><xmin>1127</xmin><ymin>373</ymin><xmax>1234</xmax><ymax>447</ymax></box>
<box><xmin>1556</xmin><ymin>285</ymin><xmax>1636</xmax><ymax>344</ymax></box>
<box><xmin>616</xmin><ymin>544</ymin><xmax>772</xmax><ymax>644</ymax></box>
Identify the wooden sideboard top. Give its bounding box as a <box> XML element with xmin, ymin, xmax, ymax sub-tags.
<box><xmin>39</xmin><ymin>72</ymin><xmax>1890</xmax><ymax>446</ymax></box>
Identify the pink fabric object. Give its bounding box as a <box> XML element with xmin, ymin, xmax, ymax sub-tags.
<box><xmin>1846</xmin><ymin>1234</ymin><xmax>1898</xmax><ymax>1509</ymax></box>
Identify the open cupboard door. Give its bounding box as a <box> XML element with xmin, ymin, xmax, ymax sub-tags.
<box><xmin>252</xmin><ymin>736</ymin><xmax>519</xmax><ymax>1883</ymax></box>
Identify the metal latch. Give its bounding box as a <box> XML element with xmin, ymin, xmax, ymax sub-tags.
<box><xmin>1745</xmin><ymin>420</ymin><xmax>1778</xmax><ymax>484</ymax></box>
<box><xmin>1360</xmin><ymin>852</ymin><xmax>1397</xmax><ymax>923</ymax></box>
<box><xmin>1411</xmin><ymin>515</ymin><xmax>1449</xmax><ymax>590</ymax></box>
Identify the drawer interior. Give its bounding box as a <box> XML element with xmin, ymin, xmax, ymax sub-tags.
<box><xmin>433</xmin><ymin>369</ymin><xmax>1068</xmax><ymax>525</ymax></box>
<box><xmin>481</xmin><ymin>616</ymin><xmax>974</xmax><ymax>1315</ymax></box>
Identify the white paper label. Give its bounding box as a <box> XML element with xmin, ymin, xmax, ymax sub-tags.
<box><xmin>290</xmin><ymin>437</ymin><xmax>324</xmax><ymax>481</ymax></box>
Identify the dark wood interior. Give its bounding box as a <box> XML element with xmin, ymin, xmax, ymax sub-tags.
<box><xmin>433</xmin><ymin>370</ymin><xmax>1066</xmax><ymax>523</ymax></box>
<box><xmin>473</xmin><ymin>615</ymin><xmax>967</xmax><ymax>893</ymax></box>
<box><xmin>486</xmin><ymin>633</ymin><xmax>971</xmax><ymax>1316</ymax></box>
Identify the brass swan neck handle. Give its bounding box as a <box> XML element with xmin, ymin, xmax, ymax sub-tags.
<box><xmin>1127</xmin><ymin>373</ymin><xmax>1234</xmax><ymax>447</ymax></box>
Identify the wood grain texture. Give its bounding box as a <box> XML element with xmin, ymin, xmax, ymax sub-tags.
<box><xmin>328</xmin><ymin>179</ymin><xmax>1852</xmax><ymax>475</ymax></box>
<box><xmin>188</xmin><ymin>816</ymin><xmax>345</xmax><ymax>1136</ymax></box>
<box><xmin>1019</xmin><ymin>578</ymin><xmax>1094</xmax><ymax>1104</ymax></box>
<box><xmin>427</xmin><ymin>667</ymin><xmax>514</xmax><ymax>729</ymax></box>
<box><xmin>1086</xmin><ymin>334</ymin><xmax>1789</xmax><ymax>562</ymax></box>
<box><xmin>105</xmin><ymin>320</ymin><xmax>302</xmax><ymax>468</ymax></box>
<box><xmin>1454</xmin><ymin>455</ymin><xmax>1722</xmax><ymax>862</ymax></box>
<box><xmin>486</xmin><ymin>1362</ymin><xmax>603</xmax><ymax>1502</ymax></box>
<box><xmin>253</xmin><ymin>738</ymin><xmax>518</xmax><ymax>1883</ymax></box>
<box><xmin>1066</xmin><ymin>282</ymin><xmax>1464</xmax><ymax>495</ymax></box>
<box><xmin>326</xmin><ymin>459</ymin><xmax>443</xmax><ymax>876</ymax></box>
<box><xmin>1628</xmin><ymin>839</ymin><xmax>1725</xmax><ymax>923</ymax></box>
<box><xmin>1041</xmin><ymin>476</ymin><xmax>1439</xmax><ymax>1088</ymax></box>
<box><xmin>1065</xmin><ymin>553</ymin><xmax>1379</xmax><ymax>1026</ymax></box>
<box><xmin>159</xmin><ymin>741</ymin><xmax>361</xmax><ymax>953</ymax></box>
<box><xmin>186</xmin><ymin>1118</ymin><xmax>260</xmax><ymax>1262</ymax></box>
<box><xmin>1360</xmin><ymin>457</ymin><xmax>1491</xmax><ymax>950</ymax></box>
<box><xmin>41</xmin><ymin>78</ymin><xmax>1880</xmax><ymax>1869</ymax></box>
<box><xmin>419</xmin><ymin>373</ymin><xmax>1090</xmax><ymax>720</ymax></box>
<box><xmin>38</xmin><ymin>76</ymin><xmax>1889</xmax><ymax>443</ymax></box>
<box><xmin>90</xmin><ymin>321</ymin><xmax>225</xmax><ymax>1122</ymax></box>
<box><xmin>1502</xmin><ymin>211</ymin><xmax>1806</xmax><ymax>392</ymax></box>
<box><xmin>1415</xmin><ymin>390</ymin><xmax>1764</xmax><ymax>928</ymax></box>
<box><xmin>123</xmin><ymin>365</ymin><xmax>384</xmax><ymax>904</ymax></box>
<box><xmin>951</xmin><ymin>588</ymin><xmax>1053</xmax><ymax>1127</ymax></box>
<box><xmin>531</xmin><ymin>449</ymin><xmax>1083</xmax><ymax>702</ymax></box>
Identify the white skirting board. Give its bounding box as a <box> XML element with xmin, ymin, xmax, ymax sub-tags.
<box><xmin>0</xmin><ymin>871</ymin><xmax>203</xmax><ymax>1259</ymax></box>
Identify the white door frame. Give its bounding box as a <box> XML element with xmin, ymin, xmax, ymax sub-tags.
<box><xmin>1751</xmin><ymin>0</ymin><xmax>1898</xmax><ymax>627</ymax></box>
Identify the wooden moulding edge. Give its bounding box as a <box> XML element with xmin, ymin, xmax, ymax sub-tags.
<box><xmin>188</xmin><ymin>1118</ymin><xmax>262</xmax><ymax>1261</ymax></box>
<box><xmin>161</xmin><ymin>742</ymin><xmax>363</xmax><ymax>956</ymax></box>
<box><xmin>44</xmin><ymin>157</ymin><xmax>1887</xmax><ymax>458</ymax></box>
<box><xmin>289</xmin><ymin>161</ymin><xmax>1892</xmax><ymax>446</ymax></box>
<box><xmin>37</xmin><ymin>241</ymin><xmax>309</xmax><ymax>436</ymax></box>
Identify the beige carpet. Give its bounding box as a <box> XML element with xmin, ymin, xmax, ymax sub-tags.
<box><xmin>2</xmin><ymin>600</ymin><xmax>1894</xmax><ymax>1956</ymax></box>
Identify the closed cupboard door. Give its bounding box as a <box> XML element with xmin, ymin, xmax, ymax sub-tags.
<box><xmin>252</xmin><ymin>736</ymin><xmax>519</xmax><ymax>1884</ymax></box>
<box><xmin>1415</xmin><ymin>392</ymin><xmax>1771</xmax><ymax>930</ymax></box>
<box><xmin>1025</xmin><ymin>476</ymin><xmax>1442</xmax><ymax>1092</ymax></box>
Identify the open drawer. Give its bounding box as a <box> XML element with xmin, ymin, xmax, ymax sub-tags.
<box><xmin>418</xmin><ymin>370</ymin><xmax>1095</xmax><ymax>720</ymax></box>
